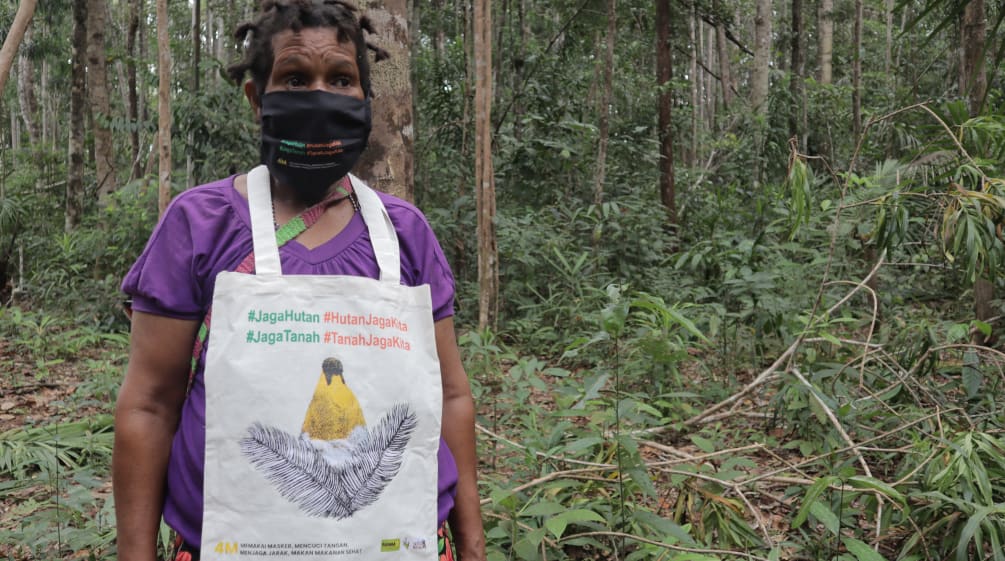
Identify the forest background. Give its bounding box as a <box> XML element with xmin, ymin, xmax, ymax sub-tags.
<box><xmin>1</xmin><ymin>0</ymin><xmax>1005</xmax><ymax>559</ymax></box>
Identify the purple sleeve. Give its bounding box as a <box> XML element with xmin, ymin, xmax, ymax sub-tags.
<box><xmin>121</xmin><ymin>197</ymin><xmax>204</xmax><ymax>320</ymax></box>
<box><xmin>122</xmin><ymin>179</ymin><xmax>249</xmax><ymax>320</ymax></box>
<box><xmin>386</xmin><ymin>194</ymin><xmax>456</xmax><ymax>322</ymax></box>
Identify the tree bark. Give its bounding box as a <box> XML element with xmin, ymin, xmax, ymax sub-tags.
<box><xmin>87</xmin><ymin>0</ymin><xmax>117</xmax><ymax>198</ymax></box>
<box><xmin>593</xmin><ymin>0</ymin><xmax>616</xmax><ymax>205</ymax></box>
<box><xmin>751</xmin><ymin>0</ymin><xmax>772</xmax><ymax>113</ymax></box>
<box><xmin>352</xmin><ymin>0</ymin><xmax>415</xmax><ymax>202</ymax></box>
<box><xmin>0</xmin><ymin>0</ymin><xmax>38</xmax><ymax>94</ymax></box>
<box><xmin>16</xmin><ymin>25</ymin><xmax>40</xmax><ymax>147</ymax></box>
<box><xmin>157</xmin><ymin>0</ymin><xmax>172</xmax><ymax>215</ymax></box>
<box><xmin>474</xmin><ymin>0</ymin><xmax>498</xmax><ymax>329</ymax></box>
<box><xmin>68</xmin><ymin>0</ymin><xmax>87</xmax><ymax>231</ymax></box>
<box><xmin>852</xmin><ymin>0</ymin><xmax>863</xmax><ymax>140</ymax></box>
<box><xmin>961</xmin><ymin>0</ymin><xmax>987</xmax><ymax>115</ymax></box>
<box><xmin>961</xmin><ymin>0</ymin><xmax>990</xmax><ymax>337</ymax></box>
<box><xmin>688</xmin><ymin>7</ymin><xmax>698</xmax><ymax>166</ymax></box>
<box><xmin>714</xmin><ymin>0</ymin><xmax>732</xmax><ymax>109</ymax></box>
<box><xmin>127</xmin><ymin>0</ymin><xmax>142</xmax><ymax>181</ymax></box>
<box><xmin>656</xmin><ymin>0</ymin><xmax>676</xmax><ymax>224</ymax></box>
<box><xmin>193</xmin><ymin>0</ymin><xmax>201</xmax><ymax>91</ymax></box>
<box><xmin>789</xmin><ymin>0</ymin><xmax>804</xmax><ymax>147</ymax></box>
<box><xmin>884</xmin><ymin>0</ymin><xmax>893</xmax><ymax>74</ymax></box>
<box><xmin>818</xmin><ymin>0</ymin><xmax>832</xmax><ymax>84</ymax></box>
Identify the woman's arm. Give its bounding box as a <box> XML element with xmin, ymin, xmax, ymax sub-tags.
<box><xmin>114</xmin><ymin>311</ymin><xmax>200</xmax><ymax>561</ymax></box>
<box><xmin>436</xmin><ymin>317</ymin><xmax>486</xmax><ymax>561</ymax></box>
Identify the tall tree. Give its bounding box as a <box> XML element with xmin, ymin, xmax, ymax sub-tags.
<box><xmin>751</xmin><ymin>0</ymin><xmax>772</xmax><ymax>112</ymax></box>
<box><xmin>960</xmin><ymin>0</ymin><xmax>987</xmax><ymax>114</ymax></box>
<box><xmin>157</xmin><ymin>0</ymin><xmax>172</xmax><ymax>215</ymax></box>
<box><xmin>87</xmin><ymin>0</ymin><xmax>117</xmax><ymax>198</ymax></box>
<box><xmin>852</xmin><ymin>0</ymin><xmax>863</xmax><ymax>140</ymax></box>
<box><xmin>656</xmin><ymin>0</ymin><xmax>676</xmax><ymax>223</ymax></box>
<box><xmin>17</xmin><ymin>25</ymin><xmax>40</xmax><ymax>147</ymax></box>
<box><xmin>959</xmin><ymin>0</ymin><xmax>991</xmax><ymax>330</ymax></box>
<box><xmin>193</xmin><ymin>0</ymin><xmax>201</xmax><ymax>91</ymax></box>
<box><xmin>688</xmin><ymin>7</ymin><xmax>698</xmax><ymax>166</ymax></box>
<box><xmin>714</xmin><ymin>0</ymin><xmax>733</xmax><ymax>109</ymax></box>
<box><xmin>126</xmin><ymin>0</ymin><xmax>142</xmax><ymax>181</ymax></box>
<box><xmin>790</xmin><ymin>0</ymin><xmax>805</xmax><ymax>146</ymax></box>
<box><xmin>593</xmin><ymin>0</ymin><xmax>617</xmax><ymax>204</ymax></box>
<box><xmin>0</xmin><ymin>0</ymin><xmax>38</xmax><ymax>93</ymax></box>
<box><xmin>354</xmin><ymin>0</ymin><xmax>415</xmax><ymax>201</ymax></box>
<box><xmin>474</xmin><ymin>0</ymin><xmax>498</xmax><ymax>328</ymax></box>
<box><xmin>818</xmin><ymin>0</ymin><xmax>833</xmax><ymax>84</ymax></box>
<box><xmin>68</xmin><ymin>0</ymin><xmax>87</xmax><ymax>231</ymax></box>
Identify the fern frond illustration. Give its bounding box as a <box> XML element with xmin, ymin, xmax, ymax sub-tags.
<box><xmin>239</xmin><ymin>402</ymin><xmax>418</xmax><ymax>519</ymax></box>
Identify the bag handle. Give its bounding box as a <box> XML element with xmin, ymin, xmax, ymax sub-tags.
<box><xmin>349</xmin><ymin>174</ymin><xmax>401</xmax><ymax>284</ymax></box>
<box><xmin>247</xmin><ymin>165</ymin><xmax>282</xmax><ymax>276</ymax></box>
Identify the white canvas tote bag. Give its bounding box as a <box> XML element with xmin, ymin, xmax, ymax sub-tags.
<box><xmin>202</xmin><ymin>165</ymin><xmax>441</xmax><ymax>561</ymax></box>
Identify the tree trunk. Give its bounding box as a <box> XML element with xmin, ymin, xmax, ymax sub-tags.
<box><xmin>884</xmin><ymin>0</ymin><xmax>893</xmax><ymax>74</ymax></box>
<box><xmin>352</xmin><ymin>0</ymin><xmax>415</xmax><ymax>202</ymax></box>
<box><xmin>157</xmin><ymin>0</ymin><xmax>172</xmax><ymax>215</ymax></box>
<box><xmin>751</xmin><ymin>0</ymin><xmax>772</xmax><ymax>113</ymax></box>
<box><xmin>656</xmin><ymin>0</ymin><xmax>676</xmax><ymax>224</ymax></box>
<box><xmin>789</xmin><ymin>0</ymin><xmax>804</xmax><ymax>147</ymax></box>
<box><xmin>68</xmin><ymin>0</ymin><xmax>87</xmax><ymax>231</ymax></box>
<box><xmin>852</xmin><ymin>0</ymin><xmax>863</xmax><ymax>140</ymax></box>
<box><xmin>127</xmin><ymin>0</ymin><xmax>142</xmax><ymax>181</ymax></box>
<box><xmin>41</xmin><ymin>59</ymin><xmax>49</xmax><ymax>145</ymax></box>
<box><xmin>714</xmin><ymin>0</ymin><xmax>732</xmax><ymax>109</ymax></box>
<box><xmin>87</xmin><ymin>0</ymin><xmax>117</xmax><ymax>198</ymax></box>
<box><xmin>961</xmin><ymin>0</ymin><xmax>990</xmax><ymax>338</ymax></box>
<box><xmin>706</xmin><ymin>24</ymin><xmax>715</xmax><ymax>129</ymax></box>
<box><xmin>16</xmin><ymin>25</ymin><xmax>40</xmax><ymax>147</ymax></box>
<box><xmin>961</xmin><ymin>0</ymin><xmax>986</xmax><ymax>115</ymax></box>
<box><xmin>593</xmin><ymin>0</ymin><xmax>616</xmax><ymax>205</ymax></box>
<box><xmin>0</xmin><ymin>0</ymin><xmax>38</xmax><ymax>93</ymax></box>
<box><xmin>818</xmin><ymin>0</ymin><xmax>832</xmax><ymax>84</ymax></box>
<box><xmin>474</xmin><ymin>0</ymin><xmax>498</xmax><ymax>329</ymax></box>
<box><xmin>688</xmin><ymin>8</ymin><xmax>698</xmax><ymax>166</ymax></box>
<box><xmin>193</xmin><ymin>0</ymin><xmax>201</xmax><ymax>92</ymax></box>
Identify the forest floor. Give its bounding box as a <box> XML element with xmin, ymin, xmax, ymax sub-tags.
<box><xmin>1</xmin><ymin>324</ymin><xmax>923</xmax><ymax>560</ymax></box>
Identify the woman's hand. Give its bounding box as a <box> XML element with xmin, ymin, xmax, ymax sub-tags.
<box><xmin>114</xmin><ymin>311</ymin><xmax>199</xmax><ymax>561</ymax></box>
<box><xmin>436</xmin><ymin>318</ymin><xmax>487</xmax><ymax>561</ymax></box>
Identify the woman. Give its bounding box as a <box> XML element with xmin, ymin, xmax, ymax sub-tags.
<box><xmin>112</xmin><ymin>2</ymin><xmax>485</xmax><ymax>560</ymax></box>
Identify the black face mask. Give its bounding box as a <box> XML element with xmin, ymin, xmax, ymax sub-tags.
<box><xmin>259</xmin><ymin>90</ymin><xmax>372</xmax><ymax>198</ymax></box>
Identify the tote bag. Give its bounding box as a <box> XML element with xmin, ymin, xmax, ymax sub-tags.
<box><xmin>202</xmin><ymin>165</ymin><xmax>441</xmax><ymax>561</ymax></box>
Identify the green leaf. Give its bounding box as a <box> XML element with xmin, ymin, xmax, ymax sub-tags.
<box><xmin>544</xmin><ymin>509</ymin><xmax>606</xmax><ymax>539</ymax></box>
<box><xmin>689</xmin><ymin>435</ymin><xmax>717</xmax><ymax>453</ymax></box>
<box><xmin>809</xmin><ymin>500</ymin><xmax>841</xmax><ymax>535</ymax></box>
<box><xmin>630</xmin><ymin>509</ymin><xmax>695</xmax><ymax>544</ymax></box>
<box><xmin>793</xmin><ymin>476</ymin><xmax>838</xmax><ymax>529</ymax></box>
<box><xmin>847</xmin><ymin>475</ymin><xmax>907</xmax><ymax>505</ymax></box>
<box><xmin>521</xmin><ymin>501</ymin><xmax>567</xmax><ymax>517</ymax></box>
<box><xmin>842</xmin><ymin>537</ymin><xmax>887</xmax><ymax>561</ymax></box>
<box><xmin>973</xmin><ymin>320</ymin><xmax>993</xmax><ymax>338</ymax></box>
<box><xmin>956</xmin><ymin>505</ymin><xmax>1005</xmax><ymax>561</ymax></box>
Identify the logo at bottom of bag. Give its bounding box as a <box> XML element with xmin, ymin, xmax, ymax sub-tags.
<box><xmin>381</xmin><ymin>538</ymin><xmax>401</xmax><ymax>552</ymax></box>
<box><xmin>403</xmin><ymin>537</ymin><xmax>428</xmax><ymax>551</ymax></box>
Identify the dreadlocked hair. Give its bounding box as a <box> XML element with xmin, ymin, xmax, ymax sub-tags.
<box><xmin>226</xmin><ymin>0</ymin><xmax>390</xmax><ymax>97</ymax></box>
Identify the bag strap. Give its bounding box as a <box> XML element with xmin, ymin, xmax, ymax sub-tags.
<box><xmin>187</xmin><ymin>168</ymin><xmax>352</xmax><ymax>387</ymax></box>
<box><xmin>349</xmin><ymin>174</ymin><xmax>401</xmax><ymax>284</ymax></box>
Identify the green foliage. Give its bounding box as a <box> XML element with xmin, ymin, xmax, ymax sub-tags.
<box><xmin>0</xmin><ymin>416</ymin><xmax>113</xmax><ymax>481</ymax></box>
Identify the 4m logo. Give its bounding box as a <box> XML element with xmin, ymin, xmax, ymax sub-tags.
<box><xmin>214</xmin><ymin>541</ymin><xmax>239</xmax><ymax>554</ymax></box>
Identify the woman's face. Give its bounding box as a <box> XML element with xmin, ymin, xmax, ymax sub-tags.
<box><xmin>247</xmin><ymin>26</ymin><xmax>365</xmax><ymax>111</ymax></box>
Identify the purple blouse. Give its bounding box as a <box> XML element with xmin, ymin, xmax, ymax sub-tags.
<box><xmin>122</xmin><ymin>176</ymin><xmax>459</xmax><ymax>546</ymax></box>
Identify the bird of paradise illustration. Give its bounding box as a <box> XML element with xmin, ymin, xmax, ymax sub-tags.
<box><xmin>239</xmin><ymin>357</ymin><xmax>417</xmax><ymax>519</ymax></box>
